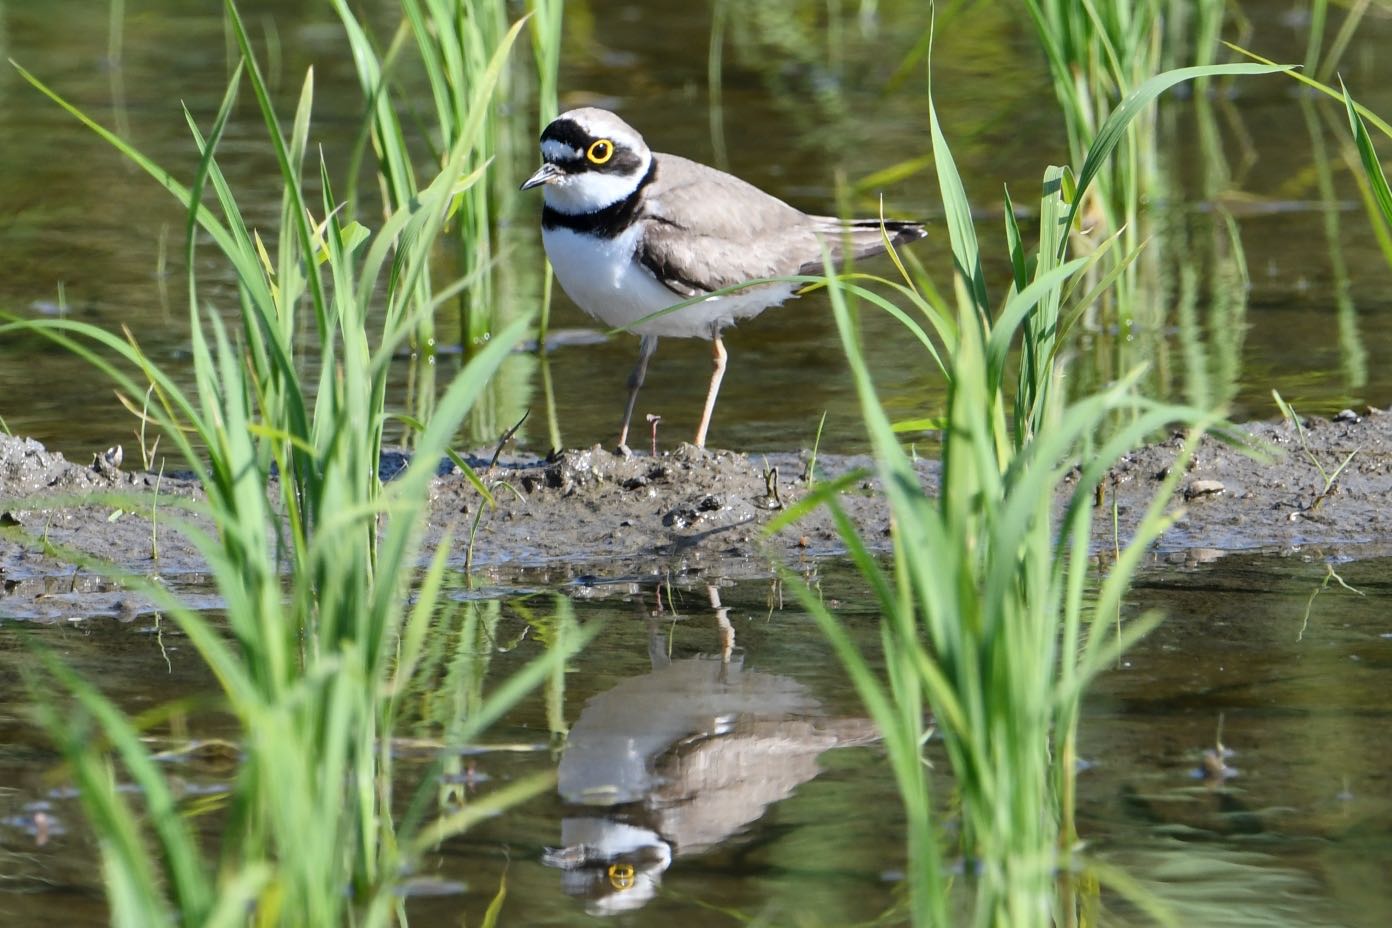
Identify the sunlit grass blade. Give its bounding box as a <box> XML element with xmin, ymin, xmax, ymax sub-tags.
<box><xmin>1342</xmin><ymin>81</ymin><xmax>1392</xmax><ymax>230</ymax></box>
<box><xmin>1060</xmin><ymin>62</ymin><xmax>1289</xmax><ymax>262</ymax></box>
<box><xmin>28</xmin><ymin>653</ymin><xmax>215</xmax><ymax>925</ymax></box>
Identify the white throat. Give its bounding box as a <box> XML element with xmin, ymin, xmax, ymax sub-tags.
<box><xmin>542</xmin><ymin>152</ymin><xmax>651</xmax><ymax>215</ymax></box>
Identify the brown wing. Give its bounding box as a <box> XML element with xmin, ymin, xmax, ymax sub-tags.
<box><xmin>634</xmin><ymin>154</ymin><xmax>824</xmax><ymax>295</ymax></box>
<box><xmin>634</xmin><ymin>153</ymin><xmax>926</xmax><ymax>296</ymax></box>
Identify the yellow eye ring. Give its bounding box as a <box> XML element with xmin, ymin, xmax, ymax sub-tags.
<box><xmin>608</xmin><ymin>862</ymin><xmax>636</xmax><ymax>890</ymax></box>
<box><xmin>587</xmin><ymin>139</ymin><xmax>615</xmax><ymax>165</ymax></box>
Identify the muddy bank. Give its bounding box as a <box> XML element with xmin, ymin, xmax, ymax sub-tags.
<box><xmin>0</xmin><ymin>435</ymin><xmax>892</xmax><ymax>622</ymax></box>
<box><xmin>2</xmin><ymin>408</ymin><xmax>1390</xmax><ymax>621</ymax></box>
<box><xmin>1096</xmin><ymin>409</ymin><xmax>1392</xmax><ymax>559</ymax></box>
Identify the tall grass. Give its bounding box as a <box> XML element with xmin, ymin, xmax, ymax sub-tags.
<box><xmin>1302</xmin><ymin>94</ymin><xmax>1369</xmax><ymax>396</ymax></box>
<box><xmin>5</xmin><ymin>3</ymin><xmax>588</xmax><ymax>924</ymax></box>
<box><xmin>332</xmin><ymin>0</ymin><xmax>562</xmax><ymax>448</ymax></box>
<box><xmin>334</xmin><ymin>0</ymin><xmax>563</xmax><ymax>351</ymax></box>
<box><xmin>776</xmin><ymin>44</ymin><xmax>1283</xmax><ymax>927</ymax></box>
<box><xmin>332</xmin><ymin>0</ymin><xmax>490</xmax><ymax>433</ymax></box>
<box><xmin>1021</xmin><ymin>0</ymin><xmax>1226</xmax><ymax>328</ymax></box>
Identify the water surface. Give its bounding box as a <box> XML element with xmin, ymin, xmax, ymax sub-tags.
<box><xmin>2</xmin><ymin>558</ymin><xmax>1389</xmax><ymax>924</ymax></box>
<box><xmin>3</xmin><ymin>2</ymin><xmax>1392</xmax><ymax>454</ymax></box>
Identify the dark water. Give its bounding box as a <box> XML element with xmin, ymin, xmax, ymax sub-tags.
<box><xmin>3</xmin><ymin>1</ymin><xmax>1392</xmax><ymax>925</ymax></box>
<box><xmin>2</xmin><ymin>559</ymin><xmax>1389</xmax><ymax>925</ymax></box>
<box><xmin>3</xmin><ymin>1</ymin><xmax>1392</xmax><ymax>456</ymax></box>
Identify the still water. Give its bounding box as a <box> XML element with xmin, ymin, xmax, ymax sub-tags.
<box><xmin>2</xmin><ymin>558</ymin><xmax>1389</xmax><ymax>925</ymax></box>
<box><xmin>2</xmin><ymin>1</ymin><xmax>1392</xmax><ymax>925</ymax></box>
<box><xmin>2</xmin><ymin>2</ymin><xmax>1392</xmax><ymax>455</ymax></box>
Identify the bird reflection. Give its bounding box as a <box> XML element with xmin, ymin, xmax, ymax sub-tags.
<box><xmin>543</xmin><ymin>585</ymin><xmax>877</xmax><ymax>915</ymax></box>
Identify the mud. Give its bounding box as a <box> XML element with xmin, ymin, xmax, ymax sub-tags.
<box><xmin>2</xmin><ymin>407</ymin><xmax>1389</xmax><ymax>622</ymax></box>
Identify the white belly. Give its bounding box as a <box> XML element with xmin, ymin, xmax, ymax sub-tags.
<box><xmin>542</xmin><ymin>225</ymin><xmax>796</xmax><ymax>339</ymax></box>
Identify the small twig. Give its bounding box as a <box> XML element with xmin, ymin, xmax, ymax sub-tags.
<box><xmin>763</xmin><ymin>459</ymin><xmax>783</xmax><ymax>509</ymax></box>
<box><xmin>462</xmin><ymin>483</ymin><xmax>523</xmax><ymax>574</ymax></box>
<box><xmin>32</xmin><ymin>811</ymin><xmax>51</xmax><ymax>847</ymax></box>
<box><xmin>488</xmin><ymin>408</ymin><xmax>531</xmax><ymax>471</ymax></box>
<box><xmin>465</xmin><ymin>412</ymin><xmax>532</xmax><ymax>573</ymax></box>
<box><xmin>663</xmin><ymin>575</ymin><xmax>679</xmax><ymax>616</ymax></box>
<box><xmin>154</xmin><ymin>612</ymin><xmax>172</xmax><ymax>674</ymax></box>
<box><xmin>465</xmin><ymin>504</ymin><xmax>487</xmax><ymax>575</ymax></box>
<box><xmin>1307</xmin><ymin>447</ymin><xmax>1359</xmax><ymax>510</ymax></box>
<box><xmin>803</xmin><ymin>410</ymin><xmax>828</xmax><ymax>484</ymax></box>
<box><xmin>1297</xmin><ymin>563</ymin><xmax>1365</xmax><ymax>641</ymax></box>
<box><xmin>151</xmin><ymin>459</ymin><xmax>164</xmax><ymax>561</ymax></box>
<box><xmin>1201</xmin><ymin>712</ymin><xmax>1235</xmax><ymax>785</ymax></box>
<box><xmin>765</xmin><ymin>575</ymin><xmax>783</xmax><ymax>621</ymax></box>
<box><xmin>138</xmin><ymin>383</ymin><xmax>160</xmax><ymax>471</ymax></box>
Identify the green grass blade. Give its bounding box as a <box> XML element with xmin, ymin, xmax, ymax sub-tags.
<box><xmin>1342</xmin><ymin>81</ymin><xmax>1392</xmax><ymax>229</ymax></box>
<box><xmin>32</xmin><ymin>654</ymin><xmax>213</xmax><ymax>922</ymax></box>
<box><xmin>1061</xmin><ymin>62</ymin><xmax>1289</xmax><ymax>260</ymax></box>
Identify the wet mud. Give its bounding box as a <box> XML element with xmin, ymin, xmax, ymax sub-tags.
<box><xmin>2</xmin><ymin>407</ymin><xmax>1389</xmax><ymax>621</ymax></box>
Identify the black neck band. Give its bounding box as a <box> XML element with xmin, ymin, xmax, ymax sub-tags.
<box><xmin>542</xmin><ymin>160</ymin><xmax>657</xmax><ymax>238</ymax></box>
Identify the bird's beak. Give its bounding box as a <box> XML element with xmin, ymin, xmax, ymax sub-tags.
<box><xmin>520</xmin><ymin>162</ymin><xmax>563</xmax><ymax>191</ymax></box>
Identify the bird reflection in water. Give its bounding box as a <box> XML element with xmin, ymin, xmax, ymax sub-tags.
<box><xmin>543</xmin><ymin>584</ymin><xmax>877</xmax><ymax>915</ymax></box>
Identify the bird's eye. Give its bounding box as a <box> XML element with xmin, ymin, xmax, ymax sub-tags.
<box><xmin>587</xmin><ymin>139</ymin><xmax>615</xmax><ymax>165</ymax></box>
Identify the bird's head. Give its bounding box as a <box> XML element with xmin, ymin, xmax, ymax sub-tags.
<box><xmin>521</xmin><ymin>108</ymin><xmax>653</xmax><ymax>213</ymax></box>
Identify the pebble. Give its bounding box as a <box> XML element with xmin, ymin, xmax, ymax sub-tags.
<box><xmin>1184</xmin><ymin>479</ymin><xmax>1226</xmax><ymax>500</ymax></box>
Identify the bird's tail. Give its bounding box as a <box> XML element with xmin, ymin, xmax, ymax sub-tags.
<box><xmin>800</xmin><ymin>216</ymin><xmax>928</xmax><ymax>274</ymax></box>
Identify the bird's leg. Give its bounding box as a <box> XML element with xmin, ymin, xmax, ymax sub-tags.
<box><xmin>693</xmin><ymin>329</ymin><xmax>727</xmax><ymax>449</ymax></box>
<box><xmin>618</xmin><ymin>335</ymin><xmax>659</xmax><ymax>452</ymax></box>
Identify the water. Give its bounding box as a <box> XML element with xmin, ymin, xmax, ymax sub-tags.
<box><xmin>2</xmin><ymin>561</ymin><xmax>1388</xmax><ymax>925</ymax></box>
<box><xmin>3</xmin><ymin>1</ymin><xmax>1392</xmax><ymax>924</ymax></box>
<box><xmin>1080</xmin><ymin>553</ymin><xmax>1392</xmax><ymax>927</ymax></box>
<box><xmin>4</xmin><ymin>2</ymin><xmax>1392</xmax><ymax>455</ymax></box>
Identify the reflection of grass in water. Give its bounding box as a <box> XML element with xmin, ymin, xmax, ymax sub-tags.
<box><xmin>466</xmin><ymin>349</ymin><xmax>539</xmax><ymax>449</ymax></box>
<box><xmin>1161</xmin><ymin>91</ymin><xmax>1251</xmax><ymax>417</ymax></box>
<box><xmin>709</xmin><ymin>0</ymin><xmax>937</xmax><ymax>183</ymax></box>
<box><xmin>6</xmin><ymin>5</ymin><xmax>591</xmax><ymax>923</ymax></box>
<box><xmin>1096</xmin><ymin>840</ymin><xmax>1338</xmax><ymax>927</ymax></box>
<box><xmin>1251</xmin><ymin>41</ymin><xmax>1392</xmax><ymax>408</ymax></box>
<box><xmin>395</xmin><ymin>596</ymin><xmax>578</xmax><ymax>807</ymax></box>
<box><xmin>1301</xmin><ymin>95</ymin><xmax>1369</xmax><ymax>398</ymax></box>
<box><xmin>1230</xmin><ymin>31</ymin><xmax>1387</xmax><ymax>413</ymax></box>
<box><xmin>1168</xmin><ymin>82</ymin><xmax>1251</xmax><ymax>416</ymax></box>
<box><xmin>1022</xmin><ymin>0</ymin><xmax>1228</xmax><ymax>334</ymax></box>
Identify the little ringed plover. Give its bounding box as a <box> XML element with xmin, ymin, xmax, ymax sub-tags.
<box><xmin>522</xmin><ymin>107</ymin><xmax>926</xmax><ymax>450</ymax></box>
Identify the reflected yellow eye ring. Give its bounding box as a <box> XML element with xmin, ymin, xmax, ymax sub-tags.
<box><xmin>608</xmin><ymin>862</ymin><xmax>636</xmax><ymax>890</ymax></box>
<box><xmin>587</xmin><ymin>139</ymin><xmax>615</xmax><ymax>164</ymax></box>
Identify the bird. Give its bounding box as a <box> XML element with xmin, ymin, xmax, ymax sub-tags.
<box><xmin>521</xmin><ymin>107</ymin><xmax>926</xmax><ymax>451</ymax></box>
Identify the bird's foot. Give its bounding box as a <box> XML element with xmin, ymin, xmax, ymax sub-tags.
<box><xmin>673</xmin><ymin>441</ymin><xmax>715</xmax><ymax>460</ymax></box>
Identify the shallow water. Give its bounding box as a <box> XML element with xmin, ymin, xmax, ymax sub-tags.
<box><xmin>3</xmin><ymin>2</ymin><xmax>1392</xmax><ymax>455</ymax></box>
<box><xmin>2</xmin><ymin>558</ymin><xmax>1389</xmax><ymax>925</ymax></box>
<box><xmin>3</xmin><ymin>1</ymin><xmax>1392</xmax><ymax>925</ymax></box>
